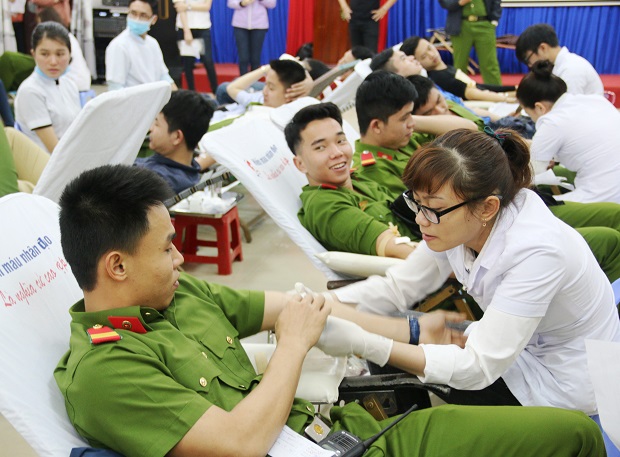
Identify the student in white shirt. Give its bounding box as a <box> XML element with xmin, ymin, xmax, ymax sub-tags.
<box><xmin>14</xmin><ymin>21</ymin><xmax>81</xmax><ymax>153</ymax></box>
<box><xmin>105</xmin><ymin>0</ymin><xmax>177</xmax><ymax>91</ymax></box>
<box><xmin>319</xmin><ymin>128</ymin><xmax>620</xmax><ymax>414</ymax></box>
<box><xmin>211</xmin><ymin>58</ymin><xmax>309</xmax><ymax>123</ymax></box>
<box><xmin>517</xmin><ymin>60</ymin><xmax>620</xmax><ymax>204</ymax></box>
<box><xmin>516</xmin><ymin>23</ymin><xmax>604</xmax><ymax>96</ymax></box>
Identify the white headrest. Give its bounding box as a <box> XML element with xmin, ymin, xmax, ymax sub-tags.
<box><xmin>270</xmin><ymin>97</ymin><xmax>320</xmax><ymax>130</ymax></box>
<box><xmin>34</xmin><ymin>81</ymin><xmax>172</xmax><ymax>203</ymax></box>
<box><xmin>323</xmin><ymin>59</ymin><xmax>371</xmax><ymax>113</ymax></box>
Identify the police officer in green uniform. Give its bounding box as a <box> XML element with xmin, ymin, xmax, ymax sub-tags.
<box><xmin>352</xmin><ymin>71</ymin><xmax>476</xmax><ymax>196</ymax></box>
<box><xmin>287</xmin><ymin>100</ymin><xmax>419</xmax><ymax>259</ymax></box>
<box><xmin>439</xmin><ymin>0</ymin><xmax>502</xmax><ymax>85</ymax></box>
<box><xmin>53</xmin><ymin>164</ymin><xmax>605</xmax><ymax>457</ymax></box>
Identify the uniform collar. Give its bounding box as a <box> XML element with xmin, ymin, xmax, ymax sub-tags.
<box><xmin>149</xmin><ymin>153</ymin><xmax>201</xmax><ymax>171</ymax></box>
<box><xmin>70</xmin><ymin>299</ymin><xmax>164</xmax><ymax>333</ymax></box>
<box><xmin>459</xmin><ymin>190</ymin><xmax>524</xmax><ymax>281</ymax></box>
<box><xmin>355</xmin><ymin>139</ymin><xmax>399</xmax><ymax>156</ymax></box>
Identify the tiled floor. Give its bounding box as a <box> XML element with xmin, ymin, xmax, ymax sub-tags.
<box><xmin>0</xmin><ymin>186</ymin><xmax>328</xmax><ymax>455</ymax></box>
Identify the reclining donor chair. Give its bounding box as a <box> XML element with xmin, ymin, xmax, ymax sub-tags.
<box><xmin>0</xmin><ymin>192</ymin><xmax>350</xmax><ymax>456</ymax></box>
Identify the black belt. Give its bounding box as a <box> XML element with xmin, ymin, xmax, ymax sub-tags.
<box><xmin>465</xmin><ymin>15</ymin><xmax>489</xmax><ymax>22</ymax></box>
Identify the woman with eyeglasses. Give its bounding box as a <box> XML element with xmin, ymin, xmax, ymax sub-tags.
<box><xmin>517</xmin><ymin>60</ymin><xmax>620</xmax><ymax>205</ymax></box>
<box><xmin>14</xmin><ymin>21</ymin><xmax>81</xmax><ymax>153</ymax></box>
<box><xmin>332</xmin><ymin>128</ymin><xmax>620</xmax><ymax>413</ymax></box>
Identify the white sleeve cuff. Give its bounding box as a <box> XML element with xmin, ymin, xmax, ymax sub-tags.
<box><xmin>419</xmin><ymin>344</ymin><xmax>457</xmax><ymax>384</ymax></box>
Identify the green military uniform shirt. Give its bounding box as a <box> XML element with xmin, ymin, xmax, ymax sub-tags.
<box><xmin>447</xmin><ymin>100</ymin><xmax>487</xmax><ymax>130</ymax></box>
<box><xmin>298</xmin><ymin>175</ymin><xmax>419</xmax><ymax>256</ymax></box>
<box><xmin>352</xmin><ymin>133</ymin><xmax>434</xmax><ymax>196</ymax></box>
<box><xmin>54</xmin><ymin>273</ymin><xmax>315</xmax><ymax>457</ymax></box>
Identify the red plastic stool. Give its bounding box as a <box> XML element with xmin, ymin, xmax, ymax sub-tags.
<box><xmin>171</xmin><ymin>206</ymin><xmax>243</xmax><ymax>275</ymax></box>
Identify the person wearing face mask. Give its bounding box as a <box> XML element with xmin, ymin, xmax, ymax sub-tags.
<box><xmin>14</xmin><ymin>21</ymin><xmax>81</xmax><ymax>153</ymax></box>
<box><xmin>105</xmin><ymin>0</ymin><xmax>177</xmax><ymax>91</ymax></box>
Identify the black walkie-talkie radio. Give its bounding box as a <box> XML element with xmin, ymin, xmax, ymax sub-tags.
<box><xmin>318</xmin><ymin>403</ymin><xmax>419</xmax><ymax>457</ymax></box>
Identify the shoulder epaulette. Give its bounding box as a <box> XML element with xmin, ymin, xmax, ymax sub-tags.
<box><xmin>360</xmin><ymin>151</ymin><xmax>376</xmax><ymax>167</ymax></box>
<box><xmin>87</xmin><ymin>325</ymin><xmax>121</xmax><ymax>345</ymax></box>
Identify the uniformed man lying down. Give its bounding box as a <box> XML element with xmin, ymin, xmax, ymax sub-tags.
<box><xmin>54</xmin><ymin>164</ymin><xmax>604</xmax><ymax>457</ymax></box>
<box><xmin>286</xmin><ymin>102</ymin><xmax>420</xmax><ymax>259</ymax></box>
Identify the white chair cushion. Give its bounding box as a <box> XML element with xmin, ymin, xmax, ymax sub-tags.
<box><xmin>0</xmin><ymin>193</ymin><xmax>87</xmax><ymax>456</ymax></box>
<box><xmin>243</xmin><ymin>344</ymin><xmax>346</xmax><ymax>404</ymax></box>
<box><xmin>315</xmin><ymin>251</ymin><xmax>405</xmax><ymax>278</ymax></box>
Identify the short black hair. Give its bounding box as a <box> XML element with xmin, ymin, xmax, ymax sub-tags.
<box><xmin>32</xmin><ymin>21</ymin><xmax>70</xmax><ymax>52</ymax></box>
<box><xmin>304</xmin><ymin>58</ymin><xmax>331</xmax><ymax>80</ymax></box>
<box><xmin>406</xmin><ymin>75</ymin><xmax>435</xmax><ymax>112</ymax></box>
<box><xmin>296</xmin><ymin>42</ymin><xmax>313</xmax><ymax>60</ymax></box>
<box><xmin>355</xmin><ymin>71</ymin><xmax>418</xmax><ymax>135</ymax></box>
<box><xmin>516</xmin><ymin>60</ymin><xmax>567</xmax><ymax>109</ymax></box>
<box><xmin>59</xmin><ymin>165</ymin><xmax>173</xmax><ymax>291</ymax></box>
<box><xmin>161</xmin><ymin>90</ymin><xmax>214</xmax><ymax>150</ymax></box>
<box><xmin>400</xmin><ymin>36</ymin><xmax>422</xmax><ymax>57</ymax></box>
<box><xmin>284</xmin><ymin>102</ymin><xmax>342</xmax><ymax>155</ymax></box>
<box><xmin>515</xmin><ymin>24</ymin><xmax>559</xmax><ymax>63</ymax></box>
<box><xmin>350</xmin><ymin>46</ymin><xmax>375</xmax><ymax>61</ymax></box>
<box><xmin>269</xmin><ymin>59</ymin><xmax>307</xmax><ymax>89</ymax></box>
<box><xmin>128</xmin><ymin>0</ymin><xmax>158</xmax><ymax>15</ymax></box>
<box><xmin>369</xmin><ymin>48</ymin><xmax>395</xmax><ymax>72</ymax></box>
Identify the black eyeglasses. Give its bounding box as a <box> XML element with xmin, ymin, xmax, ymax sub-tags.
<box><xmin>523</xmin><ymin>51</ymin><xmax>537</xmax><ymax>67</ymax></box>
<box><xmin>402</xmin><ymin>190</ymin><xmax>499</xmax><ymax>224</ymax></box>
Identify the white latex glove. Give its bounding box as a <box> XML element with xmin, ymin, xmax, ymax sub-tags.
<box><xmin>533</xmin><ymin>169</ymin><xmax>575</xmax><ymax>190</ymax></box>
<box><xmin>316</xmin><ymin>316</ymin><xmax>393</xmax><ymax>367</ymax></box>
<box><xmin>294</xmin><ymin>282</ymin><xmax>336</xmax><ymax>301</ymax></box>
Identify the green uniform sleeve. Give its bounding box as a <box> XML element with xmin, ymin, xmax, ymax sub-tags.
<box><xmin>299</xmin><ymin>188</ymin><xmax>388</xmax><ymax>255</ymax></box>
<box><xmin>0</xmin><ymin>125</ymin><xmax>19</xmax><ymax>197</ymax></box>
<box><xmin>173</xmin><ymin>273</ymin><xmax>265</xmax><ymax>339</ymax></box>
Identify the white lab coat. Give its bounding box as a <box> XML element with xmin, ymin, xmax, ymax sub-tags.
<box><xmin>335</xmin><ymin>189</ymin><xmax>620</xmax><ymax>414</ymax></box>
<box><xmin>531</xmin><ymin>93</ymin><xmax>620</xmax><ymax>204</ymax></box>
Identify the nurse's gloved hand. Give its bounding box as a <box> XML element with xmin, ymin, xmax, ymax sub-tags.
<box><xmin>315</xmin><ymin>316</ymin><xmax>393</xmax><ymax>367</ymax></box>
<box><xmin>292</xmin><ymin>282</ymin><xmax>336</xmax><ymax>301</ymax></box>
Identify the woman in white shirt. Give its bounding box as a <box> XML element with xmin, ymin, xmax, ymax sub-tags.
<box><xmin>173</xmin><ymin>0</ymin><xmax>218</xmax><ymax>94</ymax></box>
<box><xmin>329</xmin><ymin>128</ymin><xmax>620</xmax><ymax>414</ymax></box>
<box><xmin>37</xmin><ymin>7</ymin><xmax>92</xmax><ymax>92</ymax></box>
<box><xmin>14</xmin><ymin>21</ymin><xmax>81</xmax><ymax>153</ymax></box>
<box><xmin>516</xmin><ymin>60</ymin><xmax>620</xmax><ymax>204</ymax></box>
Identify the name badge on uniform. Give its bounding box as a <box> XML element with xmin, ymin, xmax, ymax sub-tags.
<box><xmin>304</xmin><ymin>416</ymin><xmax>332</xmax><ymax>443</ymax></box>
